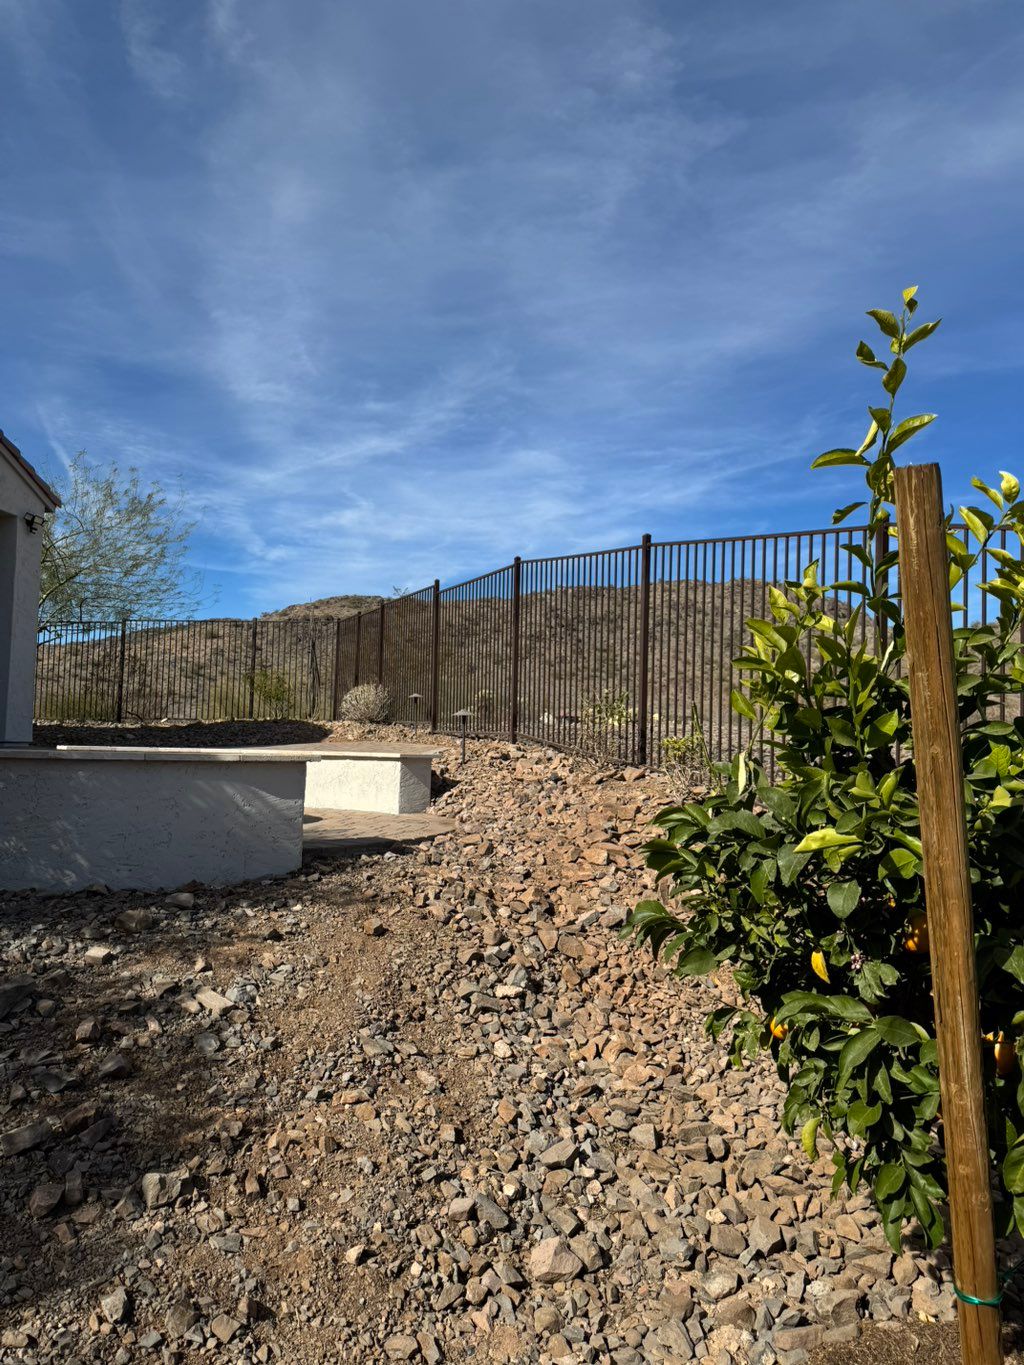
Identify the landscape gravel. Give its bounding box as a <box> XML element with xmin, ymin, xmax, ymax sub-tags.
<box><xmin>0</xmin><ymin>725</ymin><xmax>1008</xmax><ymax>1363</ymax></box>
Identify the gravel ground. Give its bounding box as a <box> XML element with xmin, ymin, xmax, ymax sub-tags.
<box><xmin>3</xmin><ymin>725</ymin><xmax>1024</xmax><ymax>1363</ymax></box>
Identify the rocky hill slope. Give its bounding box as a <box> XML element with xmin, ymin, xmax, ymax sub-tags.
<box><xmin>262</xmin><ymin>594</ymin><xmax>383</xmax><ymax>621</ymax></box>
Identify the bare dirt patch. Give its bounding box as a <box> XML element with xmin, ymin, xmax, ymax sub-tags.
<box><xmin>4</xmin><ymin>726</ymin><xmax>1024</xmax><ymax>1364</ymax></box>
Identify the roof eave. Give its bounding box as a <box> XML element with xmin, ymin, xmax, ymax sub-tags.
<box><xmin>0</xmin><ymin>431</ymin><xmax>61</xmax><ymax>511</ymax></box>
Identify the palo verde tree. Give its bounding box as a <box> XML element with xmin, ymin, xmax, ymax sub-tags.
<box><xmin>39</xmin><ymin>452</ymin><xmax>204</xmax><ymax>625</ymax></box>
<box><xmin>625</xmin><ymin>286</ymin><xmax>1024</xmax><ymax>1250</ymax></box>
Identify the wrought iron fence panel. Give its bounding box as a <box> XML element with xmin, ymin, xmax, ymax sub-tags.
<box><xmin>40</xmin><ymin>519</ymin><xmax>1010</xmax><ymax>763</ymax></box>
<box><xmin>436</xmin><ymin>567</ymin><xmax>514</xmax><ymax>737</ymax></box>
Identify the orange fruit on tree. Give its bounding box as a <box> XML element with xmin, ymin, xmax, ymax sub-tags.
<box><xmin>769</xmin><ymin>1016</ymin><xmax>787</xmax><ymax>1041</ymax></box>
<box><xmin>904</xmin><ymin>912</ymin><xmax>929</xmax><ymax>954</ymax></box>
<box><xmin>992</xmin><ymin>1031</ymin><xmax>1016</xmax><ymax>1078</ymax></box>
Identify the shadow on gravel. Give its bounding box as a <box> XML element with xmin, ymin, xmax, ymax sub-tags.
<box><xmin>430</xmin><ymin>770</ymin><xmax>459</xmax><ymax>799</ymax></box>
<box><xmin>0</xmin><ymin>884</ymin><xmax>271</xmax><ymax>1326</ymax></box>
<box><xmin>34</xmin><ymin>719</ymin><xmax>332</xmax><ymax>748</ymax></box>
<box><xmin>813</xmin><ymin>1314</ymin><xmax>1024</xmax><ymax>1364</ymax></box>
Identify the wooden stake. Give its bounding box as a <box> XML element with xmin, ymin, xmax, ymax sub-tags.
<box><xmin>895</xmin><ymin>463</ymin><xmax>1002</xmax><ymax>1365</ymax></box>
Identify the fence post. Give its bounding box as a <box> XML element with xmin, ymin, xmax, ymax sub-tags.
<box><xmin>377</xmin><ymin>602</ymin><xmax>386</xmax><ymax>684</ymax></box>
<box><xmin>874</xmin><ymin>510</ymin><xmax>891</xmax><ymax>653</ymax></box>
<box><xmin>509</xmin><ymin>557</ymin><xmax>522</xmax><ymax>742</ymax></box>
<box><xmin>115</xmin><ymin>619</ymin><xmax>128</xmax><ymax>723</ymax></box>
<box><xmin>331</xmin><ymin>619</ymin><xmax>344</xmax><ymax>720</ymax></box>
<box><xmin>248</xmin><ymin>620</ymin><xmax>258</xmax><ymax>718</ymax></box>
<box><xmin>895</xmin><ymin>463</ymin><xmax>1002</xmax><ymax>1365</ymax></box>
<box><xmin>636</xmin><ymin>533</ymin><xmax>652</xmax><ymax>766</ymax></box>
<box><xmin>430</xmin><ymin>579</ymin><xmax>440</xmax><ymax>732</ymax></box>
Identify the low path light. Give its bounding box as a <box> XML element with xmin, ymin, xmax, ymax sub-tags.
<box><xmin>453</xmin><ymin>709</ymin><xmax>470</xmax><ymax>765</ymax></box>
<box><xmin>409</xmin><ymin>693</ymin><xmax>422</xmax><ymax>736</ymax></box>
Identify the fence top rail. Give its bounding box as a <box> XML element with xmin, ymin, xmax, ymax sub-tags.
<box><xmin>520</xmin><ymin>545</ymin><xmax>642</xmax><ymax>567</ymax></box>
<box><xmin>652</xmin><ymin>525</ymin><xmax>875</xmax><ymax>549</ymax></box>
<box><xmin>39</xmin><ymin>614</ymin><xmax>361</xmax><ymax>632</ymax></box>
<box><xmin>439</xmin><ymin>564</ymin><xmax>516</xmax><ymax>594</ymax></box>
<box><xmin>391</xmin><ymin>584</ymin><xmax>437</xmax><ymax>602</ymax></box>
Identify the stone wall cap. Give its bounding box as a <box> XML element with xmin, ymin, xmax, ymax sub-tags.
<box><xmin>268</xmin><ymin>744</ymin><xmax>441</xmax><ymax>760</ymax></box>
<box><xmin>0</xmin><ymin>746</ymin><xmax>322</xmax><ymax>764</ymax></box>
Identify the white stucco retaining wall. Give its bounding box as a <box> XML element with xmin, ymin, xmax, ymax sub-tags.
<box><xmin>276</xmin><ymin>747</ymin><xmax>436</xmax><ymax>814</ymax></box>
<box><xmin>0</xmin><ymin>445</ymin><xmax>54</xmax><ymax>745</ymax></box>
<box><xmin>0</xmin><ymin>748</ymin><xmax>312</xmax><ymax>892</ymax></box>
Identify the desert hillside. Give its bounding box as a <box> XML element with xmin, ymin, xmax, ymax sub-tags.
<box><xmin>262</xmin><ymin>593</ymin><xmax>384</xmax><ymax>620</ymax></box>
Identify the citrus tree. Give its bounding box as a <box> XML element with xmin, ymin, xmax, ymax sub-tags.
<box><xmin>624</xmin><ymin>287</ymin><xmax>1024</xmax><ymax>1251</ymax></box>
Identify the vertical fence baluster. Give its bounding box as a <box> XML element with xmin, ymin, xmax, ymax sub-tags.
<box><xmin>510</xmin><ymin>557</ymin><xmax>522</xmax><ymax>742</ymax></box>
<box><xmin>636</xmin><ymin>533</ymin><xmax>652</xmax><ymax>767</ymax></box>
<box><xmin>430</xmin><ymin>581</ymin><xmax>440</xmax><ymax>733</ymax></box>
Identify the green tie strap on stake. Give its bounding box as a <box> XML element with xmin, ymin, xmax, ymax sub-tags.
<box><xmin>954</xmin><ymin>1286</ymin><xmax>1003</xmax><ymax>1309</ymax></box>
<box><xmin>954</xmin><ymin>1255</ymin><xmax>1024</xmax><ymax>1309</ymax></box>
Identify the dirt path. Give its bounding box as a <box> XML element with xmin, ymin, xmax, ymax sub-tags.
<box><xmin>3</xmin><ymin>727</ymin><xmax>1021</xmax><ymax>1363</ymax></box>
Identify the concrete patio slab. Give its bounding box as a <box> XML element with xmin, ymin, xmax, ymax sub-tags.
<box><xmin>302</xmin><ymin>808</ymin><xmax>455</xmax><ymax>851</ymax></box>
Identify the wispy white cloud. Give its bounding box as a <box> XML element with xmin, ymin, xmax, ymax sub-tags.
<box><xmin>3</xmin><ymin>0</ymin><xmax>1024</xmax><ymax>613</ymax></box>
<box><xmin>118</xmin><ymin>0</ymin><xmax>187</xmax><ymax>98</ymax></box>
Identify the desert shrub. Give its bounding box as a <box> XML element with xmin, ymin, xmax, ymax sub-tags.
<box><xmin>624</xmin><ymin>286</ymin><xmax>1024</xmax><ymax>1251</ymax></box>
<box><xmin>253</xmin><ymin>668</ymin><xmax>293</xmax><ymax>719</ymax></box>
<box><xmin>473</xmin><ymin>689</ymin><xmax>497</xmax><ymax>728</ymax></box>
<box><xmin>338</xmin><ymin>682</ymin><xmax>391</xmax><ymax>724</ymax></box>
<box><xmin>661</xmin><ymin>706</ymin><xmax>716</xmax><ymax>793</ymax></box>
<box><xmin>582</xmin><ymin>687</ymin><xmax>634</xmax><ymax>730</ymax></box>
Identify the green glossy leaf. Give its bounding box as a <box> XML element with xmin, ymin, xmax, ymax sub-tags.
<box><xmin>832</xmin><ymin>501</ymin><xmax>866</xmax><ymax>525</ymax></box>
<box><xmin>794</xmin><ymin>828</ymin><xmax>861</xmax><ymax>853</ymax></box>
<box><xmin>837</xmin><ymin>1026</ymin><xmax>881</xmax><ymax>1086</ymax></box>
<box><xmin>959</xmin><ymin>506</ymin><xmax>991</xmax><ymax>544</ymax></box>
<box><xmin>880</xmin><ymin>847</ymin><xmax>920</xmax><ymax>880</ymax></box>
<box><xmin>875</xmin><ymin>1015</ymin><xmax>923</xmax><ymax>1048</ymax></box>
<box><xmin>887</xmin><ymin>413</ymin><xmax>936</xmax><ymax>453</ymax></box>
<box><xmin>971</xmin><ymin>476</ymin><xmax>1005</xmax><ymax>511</ymax></box>
<box><xmin>904</xmin><ymin>318</ymin><xmax>940</xmax><ymax>350</ymax></box>
<box><xmin>854</xmin><ymin>421</ymin><xmax>879</xmax><ymax>458</ymax></box>
<box><xmin>847</xmin><ymin>1099</ymin><xmax>882</xmax><ymax>1135</ymax></box>
<box><xmin>1004</xmin><ymin>1142</ymin><xmax>1024</xmax><ymax>1196</ymax></box>
<box><xmin>673</xmin><ymin>947</ymin><xmax>717</xmax><ymax>977</ymax></box>
<box><xmin>875</xmin><ymin>1162</ymin><xmax>905</xmax><ymax>1200</ymax></box>
<box><xmin>883</xmin><ymin>357</ymin><xmax>907</xmax><ymax>396</ymax></box>
<box><xmin>827</xmin><ymin>881</ymin><xmax>861</xmax><ymax>919</ymax></box>
<box><xmin>856</xmin><ymin>340</ymin><xmax>886</xmax><ymax>370</ymax></box>
<box><xmin>730</xmin><ymin>689</ymin><xmax>758</xmax><ymax>721</ymax></box>
<box><xmin>998</xmin><ymin>945</ymin><xmax>1024</xmax><ymax>984</ymax></box>
<box><xmin>801</xmin><ymin>1115</ymin><xmax>820</xmax><ymax>1159</ymax></box>
<box><xmin>811</xmin><ymin>449</ymin><xmax>869</xmax><ymax>470</ymax></box>
<box><xmin>866</xmin><ymin>308</ymin><xmax>900</xmax><ymax>339</ymax></box>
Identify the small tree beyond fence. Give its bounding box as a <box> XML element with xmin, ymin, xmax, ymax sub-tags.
<box><xmin>34</xmin><ymin>522</ymin><xmax>1018</xmax><ymax>764</ymax></box>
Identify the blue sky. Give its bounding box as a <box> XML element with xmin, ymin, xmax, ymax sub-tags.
<box><xmin>2</xmin><ymin>1</ymin><xmax>1022</xmax><ymax>616</ymax></box>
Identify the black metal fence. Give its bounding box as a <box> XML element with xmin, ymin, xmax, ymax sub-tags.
<box><xmin>36</xmin><ymin>521</ymin><xmax>1002</xmax><ymax>764</ymax></box>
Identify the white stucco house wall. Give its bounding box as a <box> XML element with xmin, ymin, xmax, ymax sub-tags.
<box><xmin>0</xmin><ymin>430</ymin><xmax>60</xmax><ymax>745</ymax></box>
